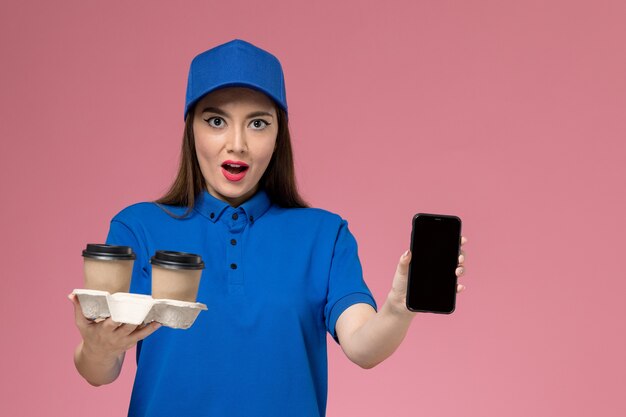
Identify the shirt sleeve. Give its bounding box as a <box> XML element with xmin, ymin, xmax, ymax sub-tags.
<box><xmin>105</xmin><ymin>219</ymin><xmax>151</xmax><ymax>295</ymax></box>
<box><xmin>324</xmin><ymin>218</ymin><xmax>378</xmax><ymax>345</ymax></box>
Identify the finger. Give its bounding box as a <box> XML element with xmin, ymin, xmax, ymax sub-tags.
<box><xmin>456</xmin><ymin>266</ymin><xmax>465</xmax><ymax>277</ymax></box>
<box><xmin>457</xmin><ymin>284</ymin><xmax>466</xmax><ymax>293</ymax></box>
<box><xmin>115</xmin><ymin>323</ymin><xmax>139</xmax><ymax>336</ymax></box>
<box><xmin>128</xmin><ymin>321</ymin><xmax>161</xmax><ymax>343</ymax></box>
<box><xmin>458</xmin><ymin>253</ymin><xmax>465</xmax><ymax>265</ymax></box>
<box><xmin>69</xmin><ymin>293</ymin><xmax>93</xmax><ymax>327</ymax></box>
<box><xmin>461</xmin><ymin>236</ymin><xmax>468</xmax><ymax>246</ymax></box>
<box><xmin>101</xmin><ymin>317</ymin><xmax>123</xmax><ymax>331</ymax></box>
<box><xmin>396</xmin><ymin>250</ymin><xmax>412</xmax><ymax>276</ymax></box>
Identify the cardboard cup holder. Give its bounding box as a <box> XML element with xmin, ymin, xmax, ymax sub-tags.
<box><xmin>72</xmin><ymin>289</ymin><xmax>207</xmax><ymax>329</ymax></box>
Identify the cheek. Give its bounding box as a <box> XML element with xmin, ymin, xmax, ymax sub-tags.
<box><xmin>193</xmin><ymin>124</ymin><xmax>215</xmax><ymax>157</ymax></box>
<box><xmin>194</xmin><ymin>135</ymin><xmax>217</xmax><ymax>160</ymax></box>
<box><xmin>263</xmin><ymin>134</ymin><xmax>278</xmax><ymax>158</ymax></box>
<box><xmin>194</xmin><ymin>143</ymin><xmax>218</xmax><ymax>177</ymax></box>
<box><xmin>265</xmin><ymin>140</ymin><xmax>277</xmax><ymax>158</ymax></box>
<box><xmin>257</xmin><ymin>142</ymin><xmax>276</xmax><ymax>167</ymax></box>
<box><xmin>193</xmin><ymin>141</ymin><xmax>206</xmax><ymax>162</ymax></box>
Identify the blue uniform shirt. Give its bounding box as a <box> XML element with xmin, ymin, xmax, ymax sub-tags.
<box><xmin>105</xmin><ymin>188</ymin><xmax>378</xmax><ymax>417</ymax></box>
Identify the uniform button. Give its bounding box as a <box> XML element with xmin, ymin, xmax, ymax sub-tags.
<box><xmin>232</xmin><ymin>213</ymin><xmax>238</xmax><ymax>220</ymax></box>
<box><xmin>230</xmin><ymin>239</ymin><xmax>237</xmax><ymax>245</ymax></box>
<box><xmin>210</xmin><ymin>212</ymin><xmax>215</xmax><ymax>219</ymax></box>
<box><xmin>230</xmin><ymin>263</ymin><xmax>237</xmax><ymax>269</ymax></box>
<box><xmin>249</xmin><ymin>215</ymin><xmax>254</xmax><ymax>223</ymax></box>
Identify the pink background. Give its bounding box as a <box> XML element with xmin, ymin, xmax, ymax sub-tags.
<box><xmin>1</xmin><ymin>0</ymin><xmax>624</xmax><ymax>415</ymax></box>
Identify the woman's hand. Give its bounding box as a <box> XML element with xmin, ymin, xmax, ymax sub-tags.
<box><xmin>69</xmin><ymin>293</ymin><xmax>161</xmax><ymax>386</ymax></box>
<box><xmin>455</xmin><ymin>235</ymin><xmax>468</xmax><ymax>292</ymax></box>
<box><xmin>69</xmin><ymin>293</ymin><xmax>160</xmax><ymax>358</ymax></box>
<box><xmin>389</xmin><ymin>236</ymin><xmax>468</xmax><ymax>316</ymax></box>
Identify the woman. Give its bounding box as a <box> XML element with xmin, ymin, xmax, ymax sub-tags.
<box><xmin>69</xmin><ymin>39</ymin><xmax>468</xmax><ymax>417</ymax></box>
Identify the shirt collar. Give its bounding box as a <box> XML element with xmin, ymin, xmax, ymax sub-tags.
<box><xmin>194</xmin><ymin>187</ymin><xmax>272</xmax><ymax>224</ymax></box>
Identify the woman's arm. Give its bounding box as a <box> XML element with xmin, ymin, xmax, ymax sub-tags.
<box><xmin>336</xmin><ymin>239</ymin><xmax>467</xmax><ymax>369</ymax></box>
<box><xmin>70</xmin><ymin>294</ymin><xmax>160</xmax><ymax>386</ymax></box>
<box><xmin>334</xmin><ymin>294</ymin><xmax>415</xmax><ymax>369</ymax></box>
<box><xmin>74</xmin><ymin>339</ymin><xmax>125</xmax><ymax>387</ymax></box>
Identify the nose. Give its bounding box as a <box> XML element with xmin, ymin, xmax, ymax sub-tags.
<box><xmin>225</xmin><ymin>125</ymin><xmax>247</xmax><ymax>154</ymax></box>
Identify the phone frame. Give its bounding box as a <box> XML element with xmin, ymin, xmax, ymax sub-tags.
<box><xmin>406</xmin><ymin>213</ymin><xmax>462</xmax><ymax>314</ymax></box>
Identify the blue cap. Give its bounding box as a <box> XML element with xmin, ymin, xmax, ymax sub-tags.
<box><xmin>184</xmin><ymin>39</ymin><xmax>288</xmax><ymax>120</ymax></box>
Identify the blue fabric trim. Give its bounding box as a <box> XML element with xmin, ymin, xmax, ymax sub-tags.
<box><xmin>327</xmin><ymin>292</ymin><xmax>378</xmax><ymax>345</ymax></box>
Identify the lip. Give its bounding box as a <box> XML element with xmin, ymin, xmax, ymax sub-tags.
<box><xmin>221</xmin><ymin>160</ymin><xmax>249</xmax><ymax>168</ymax></box>
<box><xmin>221</xmin><ymin>160</ymin><xmax>249</xmax><ymax>182</ymax></box>
<box><xmin>221</xmin><ymin>167</ymin><xmax>247</xmax><ymax>182</ymax></box>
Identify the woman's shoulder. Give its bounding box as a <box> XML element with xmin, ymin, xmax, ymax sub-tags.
<box><xmin>109</xmin><ymin>201</ymin><xmax>189</xmax><ymax>225</ymax></box>
<box><xmin>271</xmin><ymin>205</ymin><xmax>346</xmax><ymax>228</ymax></box>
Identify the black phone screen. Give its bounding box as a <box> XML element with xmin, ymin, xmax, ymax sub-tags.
<box><xmin>406</xmin><ymin>213</ymin><xmax>462</xmax><ymax>314</ymax></box>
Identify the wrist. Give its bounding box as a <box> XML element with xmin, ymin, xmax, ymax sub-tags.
<box><xmin>80</xmin><ymin>341</ymin><xmax>121</xmax><ymax>365</ymax></box>
<box><xmin>386</xmin><ymin>291</ymin><xmax>418</xmax><ymax>319</ymax></box>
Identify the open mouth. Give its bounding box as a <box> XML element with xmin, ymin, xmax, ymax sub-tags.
<box><xmin>221</xmin><ymin>163</ymin><xmax>249</xmax><ymax>174</ymax></box>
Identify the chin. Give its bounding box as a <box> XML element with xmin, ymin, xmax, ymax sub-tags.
<box><xmin>218</xmin><ymin>184</ymin><xmax>255</xmax><ymax>199</ymax></box>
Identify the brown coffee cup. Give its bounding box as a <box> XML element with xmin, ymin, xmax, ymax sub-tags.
<box><xmin>82</xmin><ymin>244</ymin><xmax>136</xmax><ymax>293</ymax></box>
<box><xmin>150</xmin><ymin>250</ymin><xmax>205</xmax><ymax>302</ymax></box>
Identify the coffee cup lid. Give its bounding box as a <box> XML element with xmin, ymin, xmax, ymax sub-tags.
<box><xmin>82</xmin><ymin>244</ymin><xmax>136</xmax><ymax>261</ymax></box>
<box><xmin>150</xmin><ymin>250</ymin><xmax>205</xmax><ymax>270</ymax></box>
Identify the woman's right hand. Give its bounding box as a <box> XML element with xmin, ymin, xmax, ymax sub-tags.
<box><xmin>69</xmin><ymin>293</ymin><xmax>161</xmax><ymax>357</ymax></box>
<box><xmin>69</xmin><ymin>293</ymin><xmax>161</xmax><ymax>385</ymax></box>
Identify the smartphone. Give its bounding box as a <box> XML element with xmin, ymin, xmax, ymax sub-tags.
<box><xmin>406</xmin><ymin>213</ymin><xmax>462</xmax><ymax>314</ymax></box>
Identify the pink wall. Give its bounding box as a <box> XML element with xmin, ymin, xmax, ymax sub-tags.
<box><xmin>1</xmin><ymin>0</ymin><xmax>624</xmax><ymax>415</ymax></box>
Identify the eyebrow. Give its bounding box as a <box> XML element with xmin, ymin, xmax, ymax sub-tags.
<box><xmin>200</xmin><ymin>106</ymin><xmax>274</xmax><ymax>119</ymax></box>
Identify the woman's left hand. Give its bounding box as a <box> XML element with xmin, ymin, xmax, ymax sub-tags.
<box><xmin>455</xmin><ymin>235</ymin><xmax>468</xmax><ymax>292</ymax></box>
<box><xmin>389</xmin><ymin>236</ymin><xmax>468</xmax><ymax>314</ymax></box>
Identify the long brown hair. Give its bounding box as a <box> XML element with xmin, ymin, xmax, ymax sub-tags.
<box><xmin>154</xmin><ymin>102</ymin><xmax>310</xmax><ymax>218</ymax></box>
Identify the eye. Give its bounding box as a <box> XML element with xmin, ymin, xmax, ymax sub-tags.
<box><xmin>250</xmin><ymin>119</ymin><xmax>271</xmax><ymax>130</ymax></box>
<box><xmin>204</xmin><ymin>117</ymin><xmax>225</xmax><ymax>128</ymax></box>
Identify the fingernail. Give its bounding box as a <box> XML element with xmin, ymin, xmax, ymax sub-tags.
<box><xmin>67</xmin><ymin>294</ymin><xmax>73</xmax><ymax>300</ymax></box>
<box><xmin>403</xmin><ymin>250</ymin><xmax>409</xmax><ymax>258</ymax></box>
